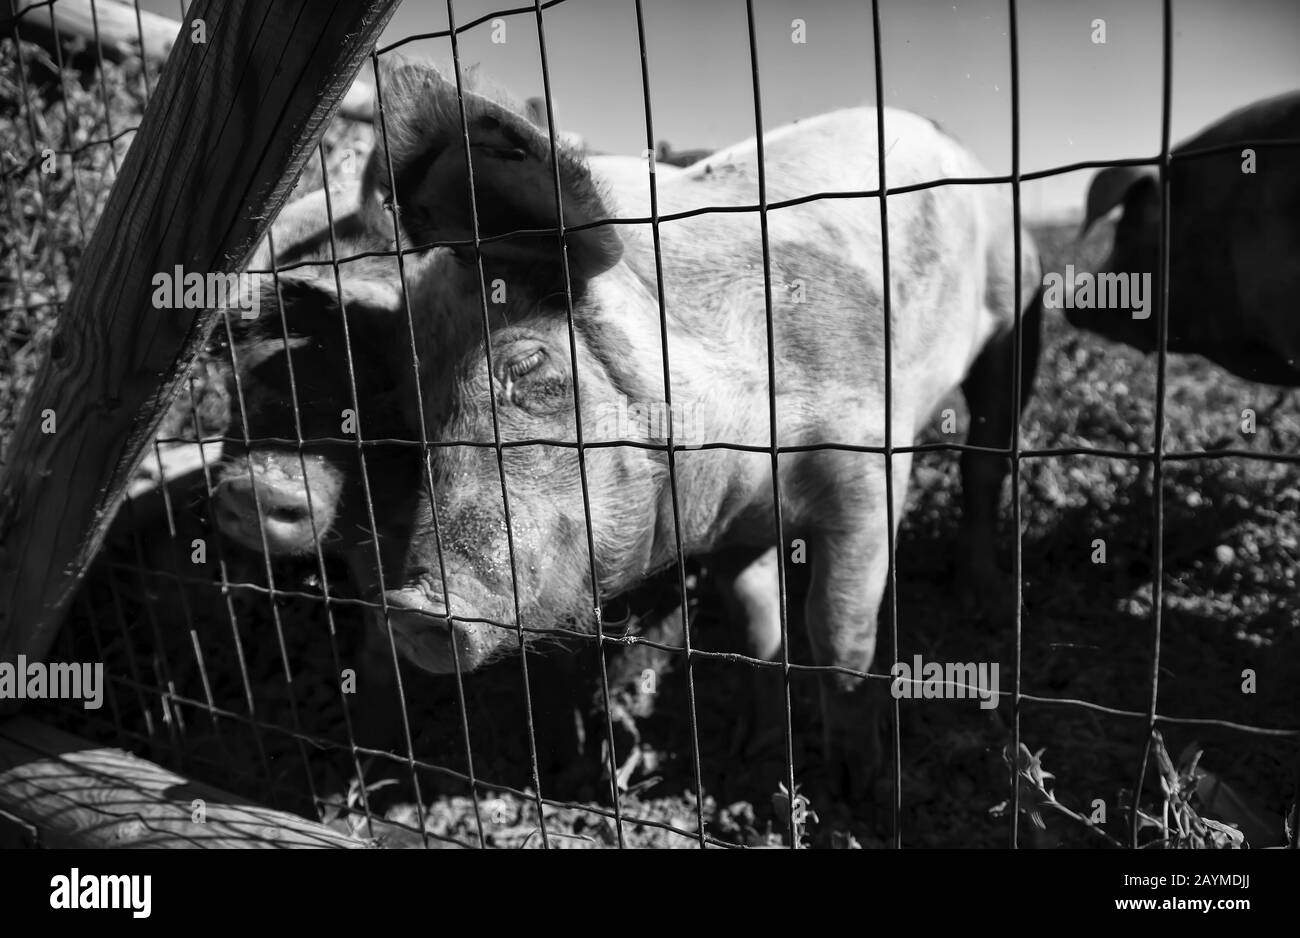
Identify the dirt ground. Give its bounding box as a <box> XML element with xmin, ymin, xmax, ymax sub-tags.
<box><xmin>4</xmin><ymin>40</ymin><xmax>1296</xmax><ymax>848</ymax></box>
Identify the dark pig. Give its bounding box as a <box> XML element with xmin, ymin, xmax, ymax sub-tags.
<box><xmin>214</xmin><ymin>166</ymin><xmax>420</xmax><ymax>576</ymax></box>
<box><xmin>212</xmin><ymin>269</ymin><xmax>420</xmax><ymax>596</ymax></box>
<box><xmin>1071</xmin><ymin>91</ymin><xmax>1300</xmax><ymax>384</ymax></box>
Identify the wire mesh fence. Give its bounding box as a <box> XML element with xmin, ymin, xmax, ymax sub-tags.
<box><xmin>2</xmin><ymin>0</ymin><xmax>1299</xmax><ymax>849</ymax></box>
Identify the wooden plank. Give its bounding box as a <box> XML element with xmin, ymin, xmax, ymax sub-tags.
<box><xmin>0</xmin><ymin>0</ymin><xmax>400</xmax><ymax>666</ymax></box>
<box><xmin>0</xmin><ymin>717</ymin><xmax>367</xmax><ymax>847</ymax></box>
<box><xmin>2</xmin><ymin>0</ymin><xmax>377</xmax><ymax>122</ymax></box>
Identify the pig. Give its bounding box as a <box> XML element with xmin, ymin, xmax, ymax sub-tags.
<box><xmin>215</xmin><ymin>162</ymin><xmax>419</xmax><ymax>568</ymax></box>
<box><xmin>1072</xmin><ymin>91</ymin><xmax>1300</xmax><ymax>385</ymax></box>
<box><xmin>366</xmin><ymin>61</ymin><xmax>1043</xmax><ymax>797</ymax></box>
<box><xmin>212</xmin><ymin>267</ymin><xmax>421</xmax><ymax>600</ymax></box>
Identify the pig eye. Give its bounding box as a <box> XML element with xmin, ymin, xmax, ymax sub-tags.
<box><xmin>498</xmin><ymin>344</ymin><xmax>568</xmax><ymax>413</ymax></box>
<box><xmin>507</xmin><ymin>348</ymin><xmax>546</xmax><ymax>378</ymax></box>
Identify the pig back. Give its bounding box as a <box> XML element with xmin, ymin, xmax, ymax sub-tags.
<box><xmin>1171</xmin><ymin>92</ymin><xmax>1300</xmax><ymax>367</ymax></box>
<box><xmin>634</xmin><ymin>107</ymin><xmax>1023</xmax><ymax>445</ymax></box>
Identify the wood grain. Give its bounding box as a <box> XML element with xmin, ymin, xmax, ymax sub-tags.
<box><xmin>0</xmin><ymin>717</ymin><xmax>366</xmax><ymax>847</ymax></box>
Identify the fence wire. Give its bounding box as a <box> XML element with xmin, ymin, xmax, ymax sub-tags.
<box><xmin>2</xmin><ymin>0</ymin><xmax>1299</xmax><ymax>850</ymax></box>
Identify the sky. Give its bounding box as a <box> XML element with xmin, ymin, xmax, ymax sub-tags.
<box><xmin>151</xmin><ymin>0</ymin><xmax>1300</xmax><ymax>219</ymax></box>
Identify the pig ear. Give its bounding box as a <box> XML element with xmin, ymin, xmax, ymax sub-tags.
<box><xmin>364</xmin><ymin>59</ymin><xmax>622</xmax><ymax>282</ymax></box>
<box><xmin>1080</xmin><ymin>166</ymin><xmax>1158</xmax><ymax>239</ymax></box>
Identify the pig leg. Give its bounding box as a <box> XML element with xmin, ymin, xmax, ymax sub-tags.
<box><xmin>715</xmin><ymin>546</ymin><xmax>786</xmax><ymax>770</ymax></box>
<box><xmin>957</xmin><ymin>294</ymin><xmax>1042</xmax><ymax>618</ymax></box>
<box><xmin>804</xmin><ymin>450</ymin><xmax>914</xmax><ymax>802</ymax></box>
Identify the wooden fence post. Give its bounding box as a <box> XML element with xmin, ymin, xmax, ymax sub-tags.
<box><xmin>0</xmin><ymin>0</ymin><xmax>401</xmax><ymax>666</ymax></box>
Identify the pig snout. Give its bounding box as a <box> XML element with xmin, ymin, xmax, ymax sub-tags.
<box><xmin>381</xmin><ymin>586</ymin><xmax>505</xmax><ymax>673</ymax></box>
<box><xmin>213</xmin><ymin>452</ymin><xmax>342</xmax><ymax>555</ymax></box>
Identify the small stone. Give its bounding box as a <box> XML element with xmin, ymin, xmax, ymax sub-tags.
<box><xmin>1214</xmin><ymin>545</ymin><xmax>1235</xmax><ymax>564</ymax></box>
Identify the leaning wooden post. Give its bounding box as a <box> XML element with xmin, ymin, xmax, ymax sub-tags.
<box><xmin>0</xmin><ymin>0</ymin><xmax>401</xmax><ymax>666</ymax></box>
